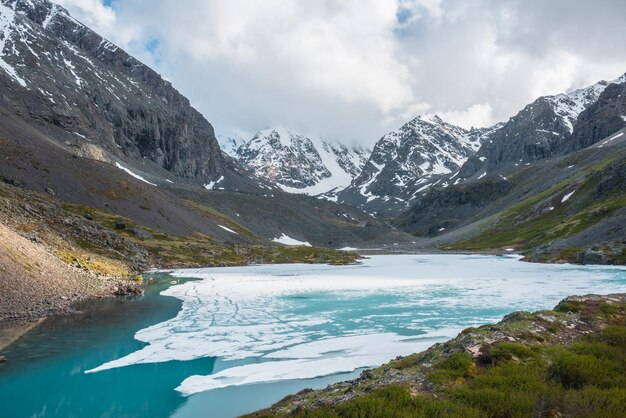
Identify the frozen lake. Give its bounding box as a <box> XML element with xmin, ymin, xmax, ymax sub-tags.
<box><xmin>2</xmin><ymin>254</ymin><xmax>625</xmax><ymax>418</ymax></box>
<box><xmin>94</xmin><ymin>254</ymin><xmax>626</xmax><ymax>403</ymax></box>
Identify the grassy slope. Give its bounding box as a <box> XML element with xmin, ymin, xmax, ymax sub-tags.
<box><xmin>444</xmin><ymin>149</ymin><xmax>626</xmax><ymax>263</ymax></box>
<box><xmin>252</xmin><ymin>295</ymin><xmax>626</xmax><ymax>418</ymax></box>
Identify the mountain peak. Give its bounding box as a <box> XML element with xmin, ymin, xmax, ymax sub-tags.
<box><xmin>231</xmin><ymin>127</ymin><xmax>370</xmax><ymax>195</ymax></box>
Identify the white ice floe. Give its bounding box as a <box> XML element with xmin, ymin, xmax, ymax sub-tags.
<box><xmin>115</xmin><ymin>162</ymin><xmax>156</xmax><ymax>186</ymax></box>
<box><xmin>176</xmin><ymin>332</ymin><xmax>453</xmax><ymax>394</ymax></box>
<box><xmin>86</xmin><ymin>255</ymin><xmax>626</xmax><ymax>395</ymax></box>
<box><xmin>218</xmin><ymin>225</ymin><xmax>238</xmax><ymax>234</ymax></box>
<box><xmin>272</xmin><ymin>234</ymin><xmax>311</xmax><ymax>247</ymax></box>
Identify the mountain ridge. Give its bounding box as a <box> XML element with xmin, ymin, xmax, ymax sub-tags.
<box><xmin>227</xmin><ymin>127</ymin><xmax>370</xmax><ymax>196</ymax></box>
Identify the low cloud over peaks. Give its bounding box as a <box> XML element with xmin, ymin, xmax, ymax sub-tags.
<box><xmin>59</xmin><ymin>0</ymin><xmax>626</xmax><ymax>144</ymax></box>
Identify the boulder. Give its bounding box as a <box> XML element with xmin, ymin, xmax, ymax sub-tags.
<box><xmin>577</xmin><ymin>249</ymin><xmax>609</xmax><ymax>265</ymax></box>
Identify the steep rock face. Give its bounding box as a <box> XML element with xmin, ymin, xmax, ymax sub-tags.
<box><xmin>234</xmin><ymin>127</ymin><xmax>370</xmax><ymax>195</ymax></box>
<box><xmin>459</xmin><ymin>74</ymin><xmax>626</xmax><ymax>180</ymax></box>
<box><xmin>567</xmin><ymin>81</ymin><xmax>626</xmax><ymax>151</ymax></box>
<box><xmin>337</xmin><ymin>115</ymin><xmax>491</xmax><ymax>216</ymax></box>
<box><xmin>0</xmin><ymin>0</ymin><xmax>230</xmax><ymax>185</ymax></box>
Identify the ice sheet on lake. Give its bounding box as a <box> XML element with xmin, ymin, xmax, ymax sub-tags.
<box><xmin>177</xmin><ymin>332</ymin><xmax>454</xmax><ymax>394</ymax></box>
<box><xmin>87</xmin><ymin>255</ymin><xmax>626</xmax><ymax>395</ymax></box>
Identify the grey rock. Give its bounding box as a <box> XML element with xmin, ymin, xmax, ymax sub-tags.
<box><xmin>338</xmin><ymin>115</ymin><xmax>496</xmax><ymax>217</ymax></box>
<box><xmin>130</xmin><ymin>228</ymin><xmax>153</xmax><ymax>240</ymax></box>
<box><xmin>567</xmin><ymin>82</ymin><xmax>626</xmax><ymax>152</ymax></box>
<box><xmin>577</xmin><ymin>249</ymin><xmax>609</xmax><ymax>265</ymax></box>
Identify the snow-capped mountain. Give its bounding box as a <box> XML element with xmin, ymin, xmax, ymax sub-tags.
<box><xmin>336</xmin><ymin>114</ymin><xmax>495</xmax><ymax>216</ymax></box>
<box><xmin>0</xmin><ymin>0</ymin><xmax>266</xmax><ymax>190</ymax></box>
<box><xmin>232</xmin><ymin>127</ymin><xmax>370</xmax><ymax>195</ymax></box>
<box><xmin>218</xmin><ymin>134</ymin><xmax>247</xmax><ymax>157</ymax></box>
<box><xmin>459</xmin><ymin>72</ymin><xmax>626</xmax><ymax>180</ymax></box>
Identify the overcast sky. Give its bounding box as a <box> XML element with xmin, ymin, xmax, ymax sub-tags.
<box><xmin>57</xmin><ymin>0</ymin><xmax>626</xmax><ymax>146</ymax></box>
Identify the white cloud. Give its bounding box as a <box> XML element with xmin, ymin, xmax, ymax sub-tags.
<box><xmin>57</xmin><ymin>0</ymin><xmax>626</xmax><ymax>145</ymax></box>
<box><xmin>56</xmin><ymin>0</ymin><xmax>115</xmax><ymax>30</ymax></box>
<box><xmin>438</xmin><ymin>103</ymin><xmax>494</xmax><ymax>129</ymax></box>
<box><xmin>55</xmin><ymin>0</ymin><xmax>138</xmax><ymax>48</ymax></box>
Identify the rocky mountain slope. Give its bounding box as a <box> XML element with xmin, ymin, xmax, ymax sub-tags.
<box><xmin>251</xmin><ymin>294</ymin><xmax>626</xmax><ymax>417</ymax></box>
<box><xmin>0</xmin><ymin>0</ymin><xmax>264</xmax><ymax>191</ymax></box>
<box><xmin>332</xmin><ymin>74</ymin><xmax>625</xmax><ymax>219</ymax></box>
<box><xmin>229</xmin><ymin>127</ymin><xmax>370</xmax><ymax>195</ymax></box>
<box><xmin>458</xmin><ymin>73</ymin><xmax>626</xmax><ymax>181</ymax></box>
<box><xmin>336</xmin><ymin>115</ymin><xmax>498</xmax><ymax>216</ymax></box>
<box><xmin>0</xmin><ymin>0</ymin><xmax>412</xmax><ymax>249</ymax></box>
<box><xmin>395</xmin><ymin>77</ymin><xmax>626</xmax><ymax>264</ymax></box>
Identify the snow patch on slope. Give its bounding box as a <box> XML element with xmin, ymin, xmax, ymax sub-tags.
<box><xmin>218</xmin><ymin>225</ymin><xmax>238</xmax><ymax>235</ymax></box>
<box><xmin>115</xmin><ymin>162</ymin><xmax>156</xmax><ymax>186</ymax></box>
<box><xmin>272</xmin><ymin>233</ymin><xmax>311</xmax><ymax>247</ymax></box>
<box><xmin>0</xmin><ymin>3</ymin><xmax>27</xmax><ymax>87</ymax></box>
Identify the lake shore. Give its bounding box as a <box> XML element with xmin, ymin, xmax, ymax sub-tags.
<box><xmin>1</xmin><ymin>255</ymin><xmax>625</xmax><ymax>418</ymax></box>
<box><xmin>0</xmin><ymin>319</ymin><xmax>43</xmax><ymax>353</ymax></box>
<box><xmin>251</xmin><ymin>293</ymin><xmax>626</xmax><ymax>417</ymax></box>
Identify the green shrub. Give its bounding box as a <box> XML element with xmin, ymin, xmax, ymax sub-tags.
<box><xmin>430</xmin><ymin>352</ymin><xmax>476</xmax><ymax>384</ymax></box>
<box><xmin>490</xmin><ymin>342</ymin><xmax>539</xmax><ymax>364</ymax></box>
<box><xmin>548</xmin><ymin>348</ymin><xmax>620</xmax><ymax>389</ymax></box>
<box><xmin>297</xmin><ymin>385</ymin><xmax>482</xmax><ymax>418</ymax></box>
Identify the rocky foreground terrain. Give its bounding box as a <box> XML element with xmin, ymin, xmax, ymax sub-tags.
<box><xmin>250</xmin><ymin>294</ymin><xmax>626</xmax><ymax>417</ymax></box>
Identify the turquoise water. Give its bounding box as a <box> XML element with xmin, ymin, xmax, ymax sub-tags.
<box><xmin>0</xmin><ymin>276</ymin><xmax>360</xmax><ymax>418</ymax></box>
<box><xmin>1</xmin><ymin>255</ymin><xmax>625</xmax><ymax>417</ymax></box>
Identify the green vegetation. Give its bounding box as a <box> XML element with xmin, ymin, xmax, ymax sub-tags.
<box><xmin>260</xmin><ymin>325</ymin><xmax>626</xmax><ymax>418</ymax></box>
<box><xmin>57</xmin><ymin>250</ymin><xmax>131</xmax><ymax>277</ymax></box>
<box><xmin>446</xmin><ymin>151</ymin><xmax>626</xmax><ymax>257</ymax></box>
<box><xmin>60</xmin><ymin>202</ymin><xmax>358</xmax><ymax>272</ymax></box>
<box><xmin>250</xmin><ymin>297</ymin><xmax>626</xmax><ymax>418</ymax></box>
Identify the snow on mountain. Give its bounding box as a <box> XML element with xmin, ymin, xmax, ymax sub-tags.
<box><xmin>458</xmin><ymin>72</ymin><xmax>626</xmax><ymax>180</ymax></box>
<box><xmin>0</xmin><ymin>0</ymin><xmax>263</xmax><ymax>190</ymax></box>
<box><xmin>545</xmin><ymin>73</ymin><xmax>626</xmax><ymax>133</ymax></box>
<box><xmin>218</xmin><ymin>134</ymin><xmax>247</xmax><ymax>157</ymax></box>
<box><xmin>233</xmin><ymin>127</ymin><xmax>370</xmax><ymax>196</ymax></box>
<box><xmin>337</xmin><ymin>114</ymin><xmax>489</xmax><ymax>216</ymax></box>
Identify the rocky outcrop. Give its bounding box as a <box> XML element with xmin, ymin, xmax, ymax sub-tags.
<box><xmin>566</xmin><ymin>81</ymin><xmax>626</xmax><ymax>152</ymax></box>
<box><xmin>577</xmin><ymin>249</ymin><xmax>609</xmax><ymax>265</ymax></box>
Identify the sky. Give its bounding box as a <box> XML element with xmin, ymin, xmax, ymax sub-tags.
<box><xmin>56</xmin><ymin>0</ymin><xmax>626</xmax><ymax>146</ymax></box>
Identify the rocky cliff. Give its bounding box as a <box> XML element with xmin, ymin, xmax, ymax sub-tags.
<box><xmin>0</xmin><ymin>0</ymin><xmax>240</xmax><ymax>186</ymax></box>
